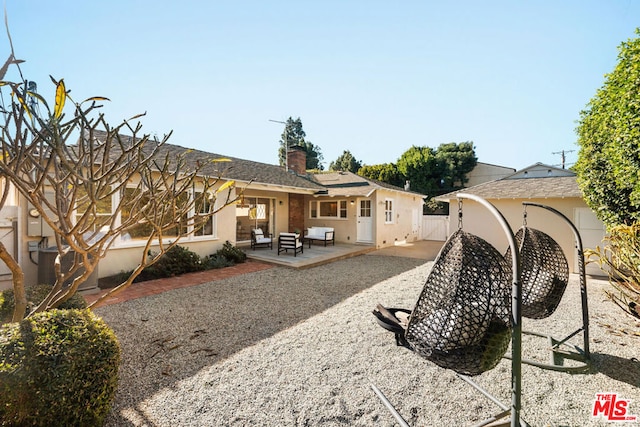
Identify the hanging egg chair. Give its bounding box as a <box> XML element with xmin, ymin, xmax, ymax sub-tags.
<box><xmin>508</xmin><ymin>226</ymin><xmax>569</xmax><ymax>319</ymax></box>
<box><xmin>375</xmin><ymin>228</ymin><xmax>512</xmax><ymax>376</ymax></box>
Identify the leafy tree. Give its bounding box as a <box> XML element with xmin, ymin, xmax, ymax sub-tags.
<box><xmin>329</xmin><ymin>150</ymin><xmax>362</xmax><ymax>173</ymax></box>
<box><xmin>357</xmin><ymin>163</ymin><xmax>404</xmax><ymax>187</ymax></box>
<box><xmin>277</xmin><ymin>117</ymin><xmax>324</xmax><ymax>170</ymax></box>
<box><xmin>436</xmin><ymin>142</ymin><xmax>477</xmax><ymax>189</ymax></box>
<box><xmin>575</xmin><ymin>29</ymin><xmax>640</xmax><ymax>227</ymax></box>
<box><xmin>0</xmin><ymin>51</ymin><xmax>239</xmax><ymax>320</ymax></box>
<box><xmin>575</xmin><ymin>29</ymin><xmax>640</xmax><ymax>320</ymax></box>
<box><xmin>396</xmin><ymin>145</ymin><xmax>443</xmax><ymax>195</ymax></box>
<box><xmin>356</xmin><ymin>142</ymin><xmax>477</xmax><ymax>199</ymax></box>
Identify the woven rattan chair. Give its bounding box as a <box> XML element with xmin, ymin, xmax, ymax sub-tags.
<box><xmin>374</xmin><ymin>229</ymin><xmax>512</xmax><ymax>376</ymax></box>
<box><xmin>509</xmin><ymin>226</ymin><xmax>569</xmax><ymax>319</ymax></box>
<box><xmin>507</xmin><ymin>202</ymin><xmax>591</xmax><ymax>374</ymax></box>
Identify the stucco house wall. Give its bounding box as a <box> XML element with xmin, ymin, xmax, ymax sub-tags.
<box><xmin>0</xmin><ymin>142</ymin><xmax>426</xmax><ymax>291</ymax></box>
<box><xmin>438</xmin><ymin>163</ymin><xmax>606</xmax><ymax>276</ymax></box>
<box><xmin>453</xmin><ymin>197</ymin><xmax>595</xmax><ymax>274</ymax></box>
<box><xmin>306</xmin><ymin>171</ymin><xmax>424</xmax><ymax>249</ymax></box>
<box><xmin>373</xmin><ymin>189</ymin><xmax>422</xmax><ymax>247</ymax></box>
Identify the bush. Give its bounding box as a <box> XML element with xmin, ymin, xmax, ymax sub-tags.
<box><xmin>137</xmin><ymin>245</ymin><xmax>205</xmax><ymax>281</ymax></box>
<box><xmin>215</xmin><ymin>240</ymin><xmax>247</xmax><ymax>264</ymax></box>
<box><xmin>587</xmin><ymin>223</ymin><xmax>640</xmax><ymax>319</ymax></box>
<box><xmin>0</xmin><ymin>309</ymin><xmax>120</xmax><ymax>426</ymax></box>
<box><xmin>0</xmin><ymin>284</ymin><xmax>87</xmax><ymax>324</ymax></box>
<box><xmin>202</xmin><ymin>254</ymin><xmax>234</xmax><ymax>270</ymax></box>
<box><xmin>113</xmin><ymin>242</ymin><xmax>246</xmax><ymax>285</ymax></box>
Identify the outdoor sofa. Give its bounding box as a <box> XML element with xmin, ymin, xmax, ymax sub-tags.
<box><xmin>304</xmin><ymin>227</ymin><xmax>335</xmax><ymax>247</ymax></box>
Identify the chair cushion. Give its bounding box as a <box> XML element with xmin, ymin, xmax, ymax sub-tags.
<box><xmin>256</xmin><ymin>236</ymin><xmax>271</xmax><ymax>244</ymax></box>
<box><xmin>253</xmin><ymin>228</ymin><xmax>264</xmax><ymax>237</ymax></box>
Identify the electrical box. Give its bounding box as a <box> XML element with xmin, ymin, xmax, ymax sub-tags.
<box><xmin>26</xmin><ymin>192</ymin><xmax>55</xmax><ymax>237</ymax></box>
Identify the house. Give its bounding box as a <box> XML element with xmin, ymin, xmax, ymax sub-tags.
<box><xmin>309</xmin><ymin>171</ymin><xmax>425</xmax><ymax>246</ymax></box>
<box><xmin>465</xmin><ymin>162</ymin><xmax>516</xmax><ymax>187</ymax></box>
<box><xmin>0</xmin><ymin>138</ymin><xmax>424</xmax><ymax>291</ymax></box>
<box><xmin>436</xmin><ymin>163</ymin><xmax>606</xmax><ymax>276</ymax></box>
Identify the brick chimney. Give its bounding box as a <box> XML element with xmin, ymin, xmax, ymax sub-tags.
<box><xmin>287</xmin><ymin>146</ymin><xmax>307</xmax><ymax>175</ymax></box>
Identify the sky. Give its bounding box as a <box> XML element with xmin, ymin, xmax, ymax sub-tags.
<box><xmin>2</xmin><ymin>1</ymin><xmax>639</xmax><ymax>171</ymax></box>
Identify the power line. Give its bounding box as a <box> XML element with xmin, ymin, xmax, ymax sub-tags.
<box><xmin>552</xmin><ymin>149</ymin><xmax>575</xmax><ymax>169</ymax></box>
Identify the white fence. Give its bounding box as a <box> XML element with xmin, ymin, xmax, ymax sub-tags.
<box><xmin>421</xmin><ymin>215</ymin><xmax>450</xmax><ymax>241</ymax></box>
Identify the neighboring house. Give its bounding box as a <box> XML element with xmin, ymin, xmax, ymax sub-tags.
<box><xmin>436</xmin><ymin>163</ymin><xmax>606</xmax><ymax>276</ymax></box>
<box><xmin>0</xmin><ymin>138</ymin><xmax>424</xmax><ymax>291</ymax></box>
<box><xmin>465</xmin><ymin>162</ymin><xmax>516</xmax><ymax>187</ymax></box>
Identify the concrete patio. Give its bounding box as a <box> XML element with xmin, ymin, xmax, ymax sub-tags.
<box><xmin>242</xmin><ymin>239</ymin><xmax>445</xmax><ymax>269</ymax></box>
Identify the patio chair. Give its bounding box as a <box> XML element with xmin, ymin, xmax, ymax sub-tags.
<box><xmin>251</xmin><ymin>228</ymin><xmax>273</xmax><ymax>250</ymax></box>
<box><xmin>278</xmin><ymin>232</ymin><xmax>303</xmax><ymax>256</ymax></box>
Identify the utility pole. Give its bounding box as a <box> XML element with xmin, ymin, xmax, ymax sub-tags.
<box><xmin>269</xmin><ymin>119</ymin><xmax>288</xmax><ymax>172</ymax></box>
<box><xmin>552</xmin><ymin>149</ymin><xmax>575</xmax><ymax>169</ymax></box>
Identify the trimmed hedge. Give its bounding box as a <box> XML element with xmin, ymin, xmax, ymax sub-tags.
<box><xmin>0</xmin><ymin>309</ymin><xmax>121</xmax><ymax>426</ymax></box>
<box><xmin>0</xmin><ymin>284</ymin><xmax>87</xmax><ymax>324</ymax></box>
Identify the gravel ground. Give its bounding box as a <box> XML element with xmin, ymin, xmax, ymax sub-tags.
<box><xmin>95</xmin><ymin>253</ymin><xmax>640</xmax><ymax>427</ymax></box>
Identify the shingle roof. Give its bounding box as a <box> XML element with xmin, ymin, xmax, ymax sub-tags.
<box><xmin>88</xmin><ymin>131</ymin><xmax>424</xmax><ymax>197</ymax></box>
<box><xmin>311</xmin><ymin>171</ymin><xmax>425</xmax><ymax>197</ymax></box>
<box><xmin>156</xmin><ymin>144</ymin><xmax>325</xmax><ymax>191</ymax></box>
<box><xmin>90</xmin><ymin>131</ymin><xmax>325</xmax><ymax>192</ymax></box>
<box><xmin>437</xmin><ymin>175</ymin><xmax>582</xmax><ymax>201</ymax></box>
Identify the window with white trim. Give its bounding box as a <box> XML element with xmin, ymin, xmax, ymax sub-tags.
<box><xmin>79</xmin><ymin>186</ymin><xmax>217</xmax><ymax>244</ymax></box>
<box><xmin>74</xmin><ymin>186</ymin><xmax>113</xmax><ymax>234</ymax></box>
<box><xmin>120</xmin><ymin>188</ymin><xmax>189</xmax><ymax>239</ymax></box>
<box><xmin>193</xmin><ymin>191</ymin><xmax>216</xmax><ymax>237</ymax></box>
<box><xmin>384</xmin><ymin>199</ymin><xmax>394</xmax><ymax>224</ymax></box>
<box><xmin>309</xmin><ymin>200</ymin><xmax>347</xmax><ymax>219</ymax></box>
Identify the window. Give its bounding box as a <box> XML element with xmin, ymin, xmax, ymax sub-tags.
<box><xmin>116</xmin><ymin>187</ymin><xmax>213</xmax><ymax>242</ymax></box>
<box><xmin>74</xmin><ymin>185</ymin><xmax>113</xmax><ymax>234</ymax></box>
<box><xmin>359</xmin><ymin>200</ymin><xmax>371</xmax><ymax>217</ymax></box>
<box><xmin>384</xmin><ymin>199</ymin><xmax>394</xmax><ymax>224</ymax></box>
<box><xmin>193</xmin><ymin>191</ymin><xmax>216</xmax><ymax>237</ymax></box>
<box><xmin>309</xmin><ymin>200</ymin><xmax>347</xmax><ymax>219</ymax></box>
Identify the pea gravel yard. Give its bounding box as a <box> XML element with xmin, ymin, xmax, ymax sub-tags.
<box><xmin>95</xmin><ymin>254</ymin><xmax>640</xmax><ymax>427</ymax></box>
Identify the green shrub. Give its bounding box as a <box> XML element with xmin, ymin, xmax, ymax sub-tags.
<box><xmin>113</xmin><ymin>242</ymin><xmax>245</xmax><ymax>285</ymax></box>
<box><xmin>137</xmin><ymin>245</ymin><xmax>205</xmax><ymax>281</ymax></box>
<box><xmin>215</xmin><ymin>240</ymin><xmax>247</xmax><ymax>264</ymax></box>
<box><xmin>0</xmin><ymin>284</ymin><xmax>87</xmax><ymax>324</ymax></box>
<box><xmin>202</xmin><ymin>254</ymin><xmax>234</xmax><ymax>270</ymax></box>
<box><xmin>0</xmin><ymin>309</ymin><xmax>120</xmax><ymax>426</ymax></box>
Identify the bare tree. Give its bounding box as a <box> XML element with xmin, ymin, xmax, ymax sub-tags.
<box><xmin>0</xmin><ymin>49</ymin><xmax>240</xmax><ymax>321</ymax></box>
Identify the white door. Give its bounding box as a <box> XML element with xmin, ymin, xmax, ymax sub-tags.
<box><xmin>574</xmin><ymin>207</ymin><xmax>606</xmax><ymax>277</ymax></box>
<box><xmin>357</xmin><ymin>199</ymin><xmax>373</xmax><ymax>242</ymax></box>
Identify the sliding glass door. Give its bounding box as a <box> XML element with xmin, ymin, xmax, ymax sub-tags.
<box><xmin>236</xmin><ymin>197</ymin><xmax>273</xmax><ymax>242</ymax></box>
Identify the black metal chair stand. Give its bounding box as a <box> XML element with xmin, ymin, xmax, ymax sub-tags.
<box><xmin>372</xmin><ymin>193</ymin><xmax>528</xmax><ymax>427</ymax></box>
<box><xmin>508</xmin><ymin>202</ymin><xmax>591</xmax><ymax>374</ymax></box>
